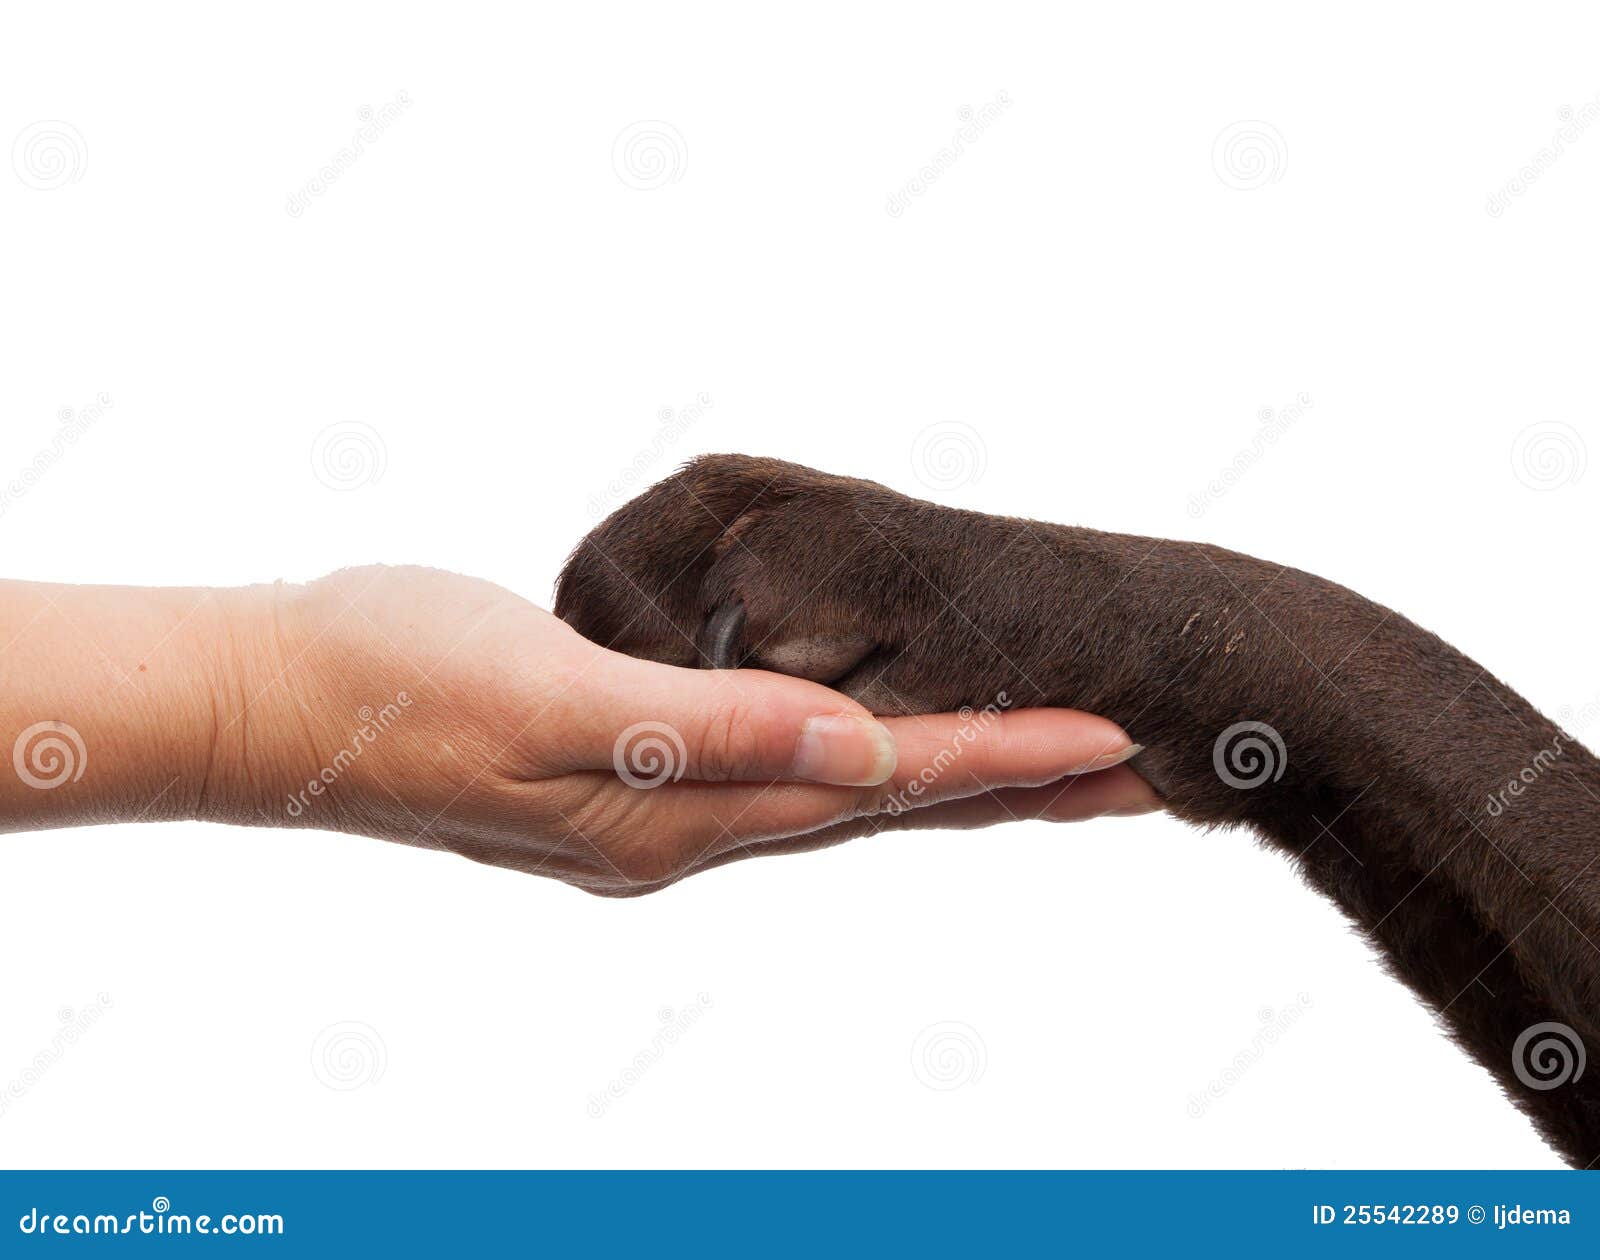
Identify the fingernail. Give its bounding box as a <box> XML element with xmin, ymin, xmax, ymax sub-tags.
<box><xmin>1070</xmin><ymin>742</ymin><xmax>1144</xmax><ymax>774</ymax></box>
<box><xmin>793</xmin><ymin>714</ymin><xmax>899</xmax><ymax>786</ymax></box>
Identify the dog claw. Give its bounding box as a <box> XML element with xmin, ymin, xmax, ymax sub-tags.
<box><xmin>699</xmin><ymin>600</ymin><xmax>746</xmax><ymax>669</ymax></box>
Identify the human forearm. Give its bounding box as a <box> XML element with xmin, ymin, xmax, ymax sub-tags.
<box><xmin>0</xmin><ymin>580</ymin><xmax>278</xmax><ymax>831</ymax></box>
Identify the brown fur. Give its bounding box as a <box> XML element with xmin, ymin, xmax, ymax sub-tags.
<box><xmin>555</xmin><ymin>453</ymin><xmax>1600</xmax><ymax>1166</ymax></box>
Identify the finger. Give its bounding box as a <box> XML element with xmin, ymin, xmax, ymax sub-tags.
<box><xmin>680</xmin><ymin>706</ymin><xmax>1145</xmax><ymax>846</ymax></box>
<box><xmin>684</xmin><ymin>764</ymin><xmax>1163</xmax><ymax>877</ymax></box>
<box><xmin>549</xmin><ymin>650</ymin><xmax>899</xmax><ymax>786</ymax></box>
<box><xmin>896</xmin><ymin>762</ymin><xmax>1164</xmax><ymax>826</ymax></box>
<box><xmin>555</xmin><ymin>708</ymin><xmax>1148</xmax><ymax>870</ymax></box>
<box><xmin>870</xmin><ymin>707</ymin><xmax>1140</xmax><ymax>799</ymax></box>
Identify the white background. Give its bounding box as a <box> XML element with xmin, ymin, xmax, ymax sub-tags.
<box><xmin>3</xmin><ymin>2</ymin><xmax>1597</xmax><ymax>1169</ymax></box>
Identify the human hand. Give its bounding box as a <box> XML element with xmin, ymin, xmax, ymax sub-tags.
<box><xmin>0</xmin><ymin>566</ymin><xmax>1158</xmax><ymax>894</ymax></box>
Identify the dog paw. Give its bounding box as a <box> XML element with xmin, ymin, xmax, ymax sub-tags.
<box><xmin>555</xmin><ymin>454</ymin><xmax>1022</xmax><ymax>714</ymax></box>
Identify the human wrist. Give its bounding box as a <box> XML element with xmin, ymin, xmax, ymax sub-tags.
<box><xmin>207</xmin><ymin>570</ymin><xmax>434</xmax><ymax>835</ymax></box>
<box><xmin>193</xmin><ymin>580</ymin><xmax>316</xmax><ymax>826</ymax></box>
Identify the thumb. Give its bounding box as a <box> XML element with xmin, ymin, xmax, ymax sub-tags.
<box><xmin>576</xmin><ymin>652</ymin><xmax>899</xmax><ymax>787</ymax></box>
